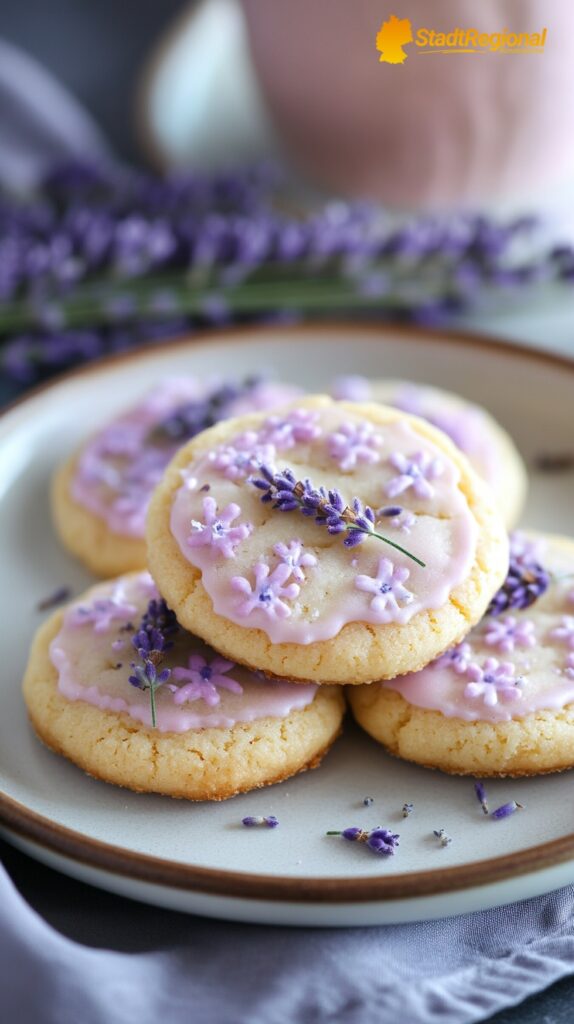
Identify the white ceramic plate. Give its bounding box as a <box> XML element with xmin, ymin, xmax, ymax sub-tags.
<box><xmin>2</xmin><ymin>323</ymin><xmax>574</xmax><ymax>927</ymax></box>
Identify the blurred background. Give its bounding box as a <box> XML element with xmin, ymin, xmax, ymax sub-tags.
<box><xmin>2</xmin><ymin>0</ymin><xmax>574</xmax><ymax>399</ymax></box>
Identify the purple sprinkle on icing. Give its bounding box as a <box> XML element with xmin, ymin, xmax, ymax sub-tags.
<box><xmin>188</xmin><ymin>496</ymin><xmax>252</xmax><ymax>559</ymax></box>
<box><xmin>550</xmin><ymin>616</ymin><xmax>574</xmax><ymax>650</ymax></box>
<box><xmin>273</xmin><ymin>539</ymin><xmax>317</xmax><ymax>582</ymax></box>
<box><xmin>231</xmin><ymin>562</ymin><xmax>300</xmax><ymax>619</ymax></box>
<box><xmin>384</xmin><ymin>451</ymin><xmax>444</xmax><ymax>500</ymax></box>
<box><xmin>69</xmin><ymin>587</ymin><xmax>138</xmax><ymax>634</ymax></box>
<box><xmin>354</xmin><ymin>557</ymin><xmax>414</xmax><ymax>617</ymax></box>
<box><xmin>171</xmin><ymin>654</ymin><xmax>242</xmax><ymax>707</ymax></box>
<box><xmin>484</xmin><ymin>616</ymin><xmax>536</xmax><ymax>653</ymax></box>
<box><xmin>463</xmin><ymin>658</ymin><xmax>523</xmax><ymax>707</ymax></box>
<box><xmin>326</xmin><ymin>420</ymin><xmax>382</xmax><ymax>472</ymax></box>
<box><xmin>433</xmin><ymin>642</ymin><xmax>472</xmax><ymax>673</ymax></box>
<box><xmin>207</xmin><ymin>432</ymin><xmax>276</xmax><ymax>480</ymax></box>
<box><xmin>259</xmin><ymin>408</ymin><xmax>321</xmax><ymax>448</ymax></box>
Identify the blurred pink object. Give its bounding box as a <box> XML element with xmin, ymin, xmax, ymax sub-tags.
<box><xmin>240</xmin><ymin>0</ymin><xmax>574</xmax><ymax>208</ymax></box>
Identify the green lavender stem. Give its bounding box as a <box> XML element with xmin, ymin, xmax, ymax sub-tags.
<box><xmin>346</xmin><ymin>525</ymin><xmax>426</xmax><ymax>567</ymax></box>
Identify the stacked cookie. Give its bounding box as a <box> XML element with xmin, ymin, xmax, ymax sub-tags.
<box><xmin>25</xmin><ymin>381</ymin><xmax>523</xmax><ymax>797</ymax></box>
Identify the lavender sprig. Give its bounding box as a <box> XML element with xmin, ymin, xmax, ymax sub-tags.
<box><xmin>250</xmin><ymin>466</ymin><xmax>425</xmax><ymax>567</ymax></box>
<box><xmin>327</xmin><ymin>827</ymin><xmax>400</xmax><ymax>856</ymax></box>
<box><xmin>487</xmin><ymin>558</ymin><xmax>550</xmax><ymax>616</ymax></box>
<box><xmin>129</xmin><ymin>598</ymin><xmax>179</xmax><ymax>727</ymax></box>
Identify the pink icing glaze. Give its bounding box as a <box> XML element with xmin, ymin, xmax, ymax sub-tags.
<box><xmin>384</xmin><ymin>536</ymin><xmax>574</xmax><ymax>722</ymax></box>
<box><xmin>169</xmin><ymin>406</ymin><xmax>479</xmax><ymax>645</ymax></box>
<box><xmin>71</xmin><ymin>378</ymin><xmax>301</xmax><ymax>538</ymax></box>
<box><xmin>49</xmin><ymin>573</ymin><xmax>317</xmax><ymax>732</ymax></box>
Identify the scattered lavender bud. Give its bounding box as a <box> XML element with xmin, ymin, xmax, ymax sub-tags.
<box><xmin>36</xmin><ymin>585</ymin><xmax>72</xmax><ymax>611</ymax></box>
<box><xmin>327</xmin><ymin>827</ymin><xmax>399</xmax><ymax>856</ymax></box>
<box><xmin>474</xmin><ymin>781</ymin><xmax>489</xmax><ymax>815</ymax></box>
<box><xmin>402</xmin><ymin>802</ymin><xmax>414</xmax><ymax>818</ymax></box>
<box><xmin>433</xmin><ymin>829</ymin><xmax>452</xmax><ymax>847</ymax></box>
<box><xmin>491</xmin><ymin>801</ymin><xmax>523</xmax><ymax>820</ymax></box>
<box><xmin>242</xmin><ymin>815</ymin><xmax>279</xmax><ymax>828</ymax></box>
<box><xmin>363</xmin><ymin>797</ymin><xmax>374</xmax><ymax>806</ymax></box>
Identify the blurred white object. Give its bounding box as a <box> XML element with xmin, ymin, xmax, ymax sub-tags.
<box><xmin>141</xmin><ymin>0</ymin><xmax>280</xmax><ymax>169</ymax></box>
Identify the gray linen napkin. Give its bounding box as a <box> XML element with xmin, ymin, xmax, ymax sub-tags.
<box><xmin>2</xmin><ymin>850</ymin><xmax>574</xmax><ymax>1024</ymax></box>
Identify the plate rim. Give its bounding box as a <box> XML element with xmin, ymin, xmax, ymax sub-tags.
<box><xmin>3</xmin><ymin>319</ymin><xmax>574</xmax><ymax>905</ymax></box>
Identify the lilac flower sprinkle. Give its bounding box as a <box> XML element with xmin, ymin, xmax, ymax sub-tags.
<box><xmin>207</xmin><ymin>432</ymin><xmax>276</xmax><ymax>480</ymax></box>
<box><xmin>378</xmin><ymin>505</ymin><xmax>416</xmax><ymax>534</ymax></box>
<box><xmin>402</xmin><ymin>803</ymin><xmax>414</xmax><ymax>818</ymax></box>
<box><xmin>354</xmin><ymin>558</ymin><xmax>414</xmax><ymax>619</ymax></box>
<box><xmin>259</xmin><ymin>408</ymin><xmax>321</xmax><ymax>448</ymax></box>
<box><xmin>327</xmin><ymin>827</ymin><xmax>400</xmax><ymax>856</ymax></box>
<box><xmin>433</xmin><ymin>642</ymin><xmax>472</xmax><ymax>674</ymax></box>
<box><xmin>326</xmin><ymin>420</ymin><xmax>382</xmax><ymax>472</ymax></box>
<box><xmin>242</xmin><ymin>816</ymin><xmax>279</xmax><ymax>828</ymax></box>
<box><xmin>565</xmin><ymin>653</ymin><xmax>574</xmax><ymax>680</ymax></box>
<box><xmin>474</xmin><ymin>781</ymin><xmax>489</xmax><ymax>815</ymax></box>
<box><xmin>491</xmin><ymin>801</ymin><xmax>523</xmax><ymax>820</ymax></box>
<box><xmin>273</xmin><ymin>539</ymin><xmax>317</xmax><ymax>582</ymax></box>
<box><xmin>249</xmin><ymin>466</ymin><xmax>425</xmax><ymax>566</ymax></box>
<box><xmin>484</xmin><ymin>616</ymin><xmax>536</xmax><ymax>653</ymax></box>
<box><xmin>463</xmin><ymin>658</ymin><xmax>522</xmax><ymax>707</ymax></box>
<box><xmin>550</xmin><ymin>616</ymin><xmax>574</xmax><ymax>650</ymax></box>
<box><xmin>69</xmin><ymin>588</ymin><xmax>138</xmax><ymax>634</ymax></box>
<box><xmin>363</xmin><ymin>797</ymin><xmax>374</xmax><ymax>807</ymax></box>
<box><xmin>231</xmin><ymin>562</ymin><xmax>300</xmax><ymax>619</ymax></box>
<box><xmin>384</xmin><ymin>451</ymin><xmax>444</xmax><ymax>500</ymax></box>
<box><xmin>188</xmin><ymin>496</ymin><xmax>252</xmax><ymax>559</ymax></box>
<box><xmin>171</xmin><ymin>654</ymin><xmax>242</xmax><ymax>707</ymax></box>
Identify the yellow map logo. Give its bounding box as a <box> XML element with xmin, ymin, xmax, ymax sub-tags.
<box><xmin>376</xmin><ymin>14</ymin><xmax>547</xmax><ymax>62</ymax></box>
<box><xmin>376</xmin><ymin>14</ymin><xmax>414</xmax><ymax>64</ymax></box>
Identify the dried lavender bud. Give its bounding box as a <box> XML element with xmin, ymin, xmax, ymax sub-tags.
<box><xmin>491</xmin><ymin>801</ymin><xmax>523</xmax><ymax>820</ymax></box>
<box><xmin>366</xmin><ymin>829</ymin><xmax>400</xmax><ymax>855</ymax></box>
<box><xmin>36</xmin><ymin>585</ymin><xmax>72</xmax><ymax>611</ymax></box>
<box><xmin>250</xmin><ymin>466</ymin><xmax>425</xmax><ymax>566</ymax></box>
<box><xmin>474</xmin><ymin>781</ymin><xmax>489</xmax><ymax>815</ymax></box>
<box><xmin>327</xmin><ymin>827</ymin><xmax>399</xmax><ymax>855</ymax></box>
<box><xmin>433</xmin><ymin>829</ymin><xmax>452</xmax><ymax>847</ymax></box>
<box><xmin>402</xmin><ymin>802</ymin><xmax>414</xmax><ymax>818</ymax></box>
<box><xmin>242</xmin><ymin>815</ymin><xmax>279</xmax><ymax>828</ymax></box>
